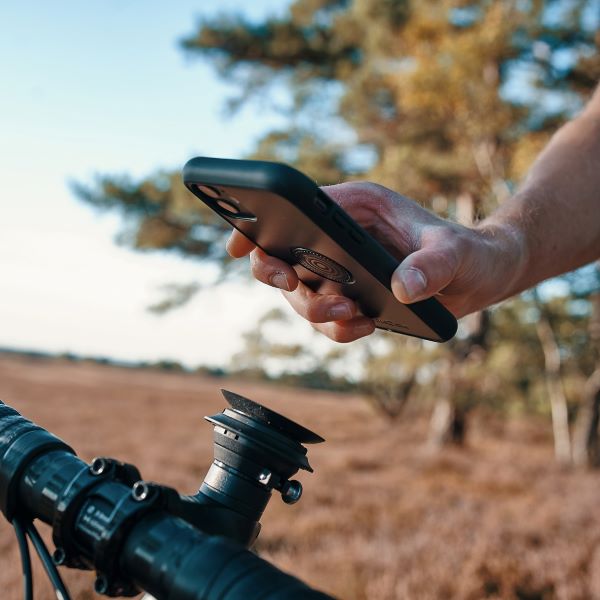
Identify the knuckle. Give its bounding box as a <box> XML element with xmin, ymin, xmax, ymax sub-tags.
<box><xmin>421</xmin><ymin>227</ymin><xmax>462</xmax><ymax>272</ymax></box>
<box><xmin>304</xmin><ymin>301</ymin><xmax>326</xmax><ymax>323</ymax></box>
<box><xmin>249</xmin><ymin>253</ymin><xmax>270</xmax><ymax>282</ymax></box>
<box><xmin>322</xmin><ymin>181</ymin><xmax>382</xmax><ymax>207</ymax></box>
<box><xmin>437</xmin><ymin>246</ymin><xmax>460</xmax><ymax>278</ymax></box>
<box><xmin>248</xmin><ymin>252</ymin><xmax>261</xmax><ymax>272</ymax></box>
<box><xmin>309</xmin><ymin>322</ymin><xmax>337</xmax><ymax>341</ymax></box>
<box><xmin>328</xmin><ymin>325</ymin><xmax>353</xmax><ymax>344</ymax></box>
<box><xmin>310</xmin><ymin>322</ymin><xmax>331</xmax><ymax>338</ymax></box>
<box><xmin>351</xmin><ymin>181</ymin><xmax>383</xmax><ymax>196</ymax></box>
<box><xmin>329</xmin><ymin>330</ymin><xmax>346</xmax><ymax>343</ymax></box>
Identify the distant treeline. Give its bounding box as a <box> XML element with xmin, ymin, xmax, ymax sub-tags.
<box><xmin>0</xmin><ymin>347</ymin><xmax>355</xmax><ymax>393</ymax></box>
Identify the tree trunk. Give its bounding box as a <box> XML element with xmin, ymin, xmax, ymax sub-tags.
<box><xmin>428</xmin><ymin>395</ymin><xmax>468</xmax><ymax>447</ymax></box>
<box><xmin>366</xmin><ymin>374</ymin><xmax>416</xmax><ymax>421</ymax></box>
<box><xmin>572</xmin><ymin>288</ymin><xmax>600</xmax><ymax>467</ymax></box>
<box><xmin>427</xmin><ymin>313</ymin><xmax>489</xmax><ymax>449</ymax></box>
<box><xmin>535</xmin><ymin>310</ymin><xmax>572</xmax><ymax>465</ymax></box>
<box><xmin>572</xmin><ymin>368</ymin><xmax>600</xmax><ymax>467</ymax></box>
<box><xmin>428</xmin><ymin>355</ymin><xmax>464</xmax><ymax>448</ymax></box>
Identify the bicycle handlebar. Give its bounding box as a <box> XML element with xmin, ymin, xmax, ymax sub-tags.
<box><xmin>0</xmin><ymin>400</ymin><xmax>333</xmax><ymax>599</ymax></box>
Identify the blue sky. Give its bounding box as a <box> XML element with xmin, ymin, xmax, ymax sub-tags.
<box><xmin>0</xmin><ymin>0</ymin><xmax>317</xmax><ymax>367</ymax></box>
<box><xmin>1</xmin><ymin>1</ymin><xmax>597</xmax><ymax>369</ymax></box>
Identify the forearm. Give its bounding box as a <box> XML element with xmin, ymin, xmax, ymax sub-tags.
<box><xmin>480</xmin><ymin>88</ymin><xmax>600</xmax><ymax>299</ymax></box>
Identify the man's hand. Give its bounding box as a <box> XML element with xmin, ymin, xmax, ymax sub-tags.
<box><xmin>226</xmin><ymin>85</ymin><xmax>600</xmax><ymax>343</ymax></box>
<box><xmin>226</xmin><ymin>182</ymin><xmax>525</xmax><ymax>343</ymax></box>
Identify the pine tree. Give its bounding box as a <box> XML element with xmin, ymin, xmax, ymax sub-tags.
<box><xmin>76</xmin><ymin>0</ymin><xmax>600</xmax><ymax>447</ymax></box>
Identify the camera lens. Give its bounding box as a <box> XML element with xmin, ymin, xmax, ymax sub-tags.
<box><xmin>195</xmin><ymin>184</ymin><xmax>221</xmax><ymax>198</ymax></box>
<box><xmin>216</xmin><ymin>198</ymin><xmax>241</xmax><ymax>214</ymax></box>
<box><xmin>192</xmin><ymin>184</ymin><xmax>257</xmax><ymax>222</ymax></box>
<box><xmin>213</xmin><ymin>197</ymin><xmax>257</xmax><ymax>222</ymax></box>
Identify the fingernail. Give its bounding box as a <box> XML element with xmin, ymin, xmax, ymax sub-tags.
<box><xmin>399</xmin><ymin>268</ymin><xmax>426</xmax><ymax>301</ymax></box>
<box><xmin>225</xmin><ymin>235</ymin><xmax>234</xmax><ymax>256</ymax></box>
<box><xmin>327</xmin><ymin>303</ymin><xmax>353</xmax><ymax>320</ymax></box>
<box><xmin>270</xmin><ymin>272</ymin><xmax>291</xmax><ymax>291</ymax></box>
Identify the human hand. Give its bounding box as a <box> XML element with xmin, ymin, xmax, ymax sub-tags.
<box><xmin>226</xmin><ymin>182</ymin><xmax>524</xmax><ymax>342</ymax></box>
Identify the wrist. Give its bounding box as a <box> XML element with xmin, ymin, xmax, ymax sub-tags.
<box><xmin>474</xmin><ymin>217</ymin><xmax>530</xmax><ymax>306</ymax></box>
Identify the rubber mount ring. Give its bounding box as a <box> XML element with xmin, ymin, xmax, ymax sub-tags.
<box><xmin>221</xmin><ymin>390</ymin><xmax>324</xmax><ymax>444</ymax></box>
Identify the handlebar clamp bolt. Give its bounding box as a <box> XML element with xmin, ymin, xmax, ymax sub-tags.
<box><xmin>258</xmin><ymin>470</ymin><xmax>272</xmax><ymax>485</ymax></box>
<box><xmin>281</xmin><ymin>480</ymin><xmax>302</xmax><ymax>504</ymax></box>
<box><xmin>94</xmin><ymin>575</ymin><xmax>109</xmax><ymax>595</ymax></box>
<box><xmin>52</xmin><ymin>547</ymin><xmax>66</xmax><ymax>566</ymax></box>
<box><xmin>90</xmin><ymin>457</ymin><xmax>107</xmax><ymax>476</ymax></box>
<box><xmin>132</xmin><ymin>481</ymin><xmax>150</xmax><ymax>502</ymax></box>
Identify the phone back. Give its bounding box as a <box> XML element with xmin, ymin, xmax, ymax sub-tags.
<box><xmin>183</xmin><ymin>157</ymin><xmax>457</xmax><ymax>342</ymax></box>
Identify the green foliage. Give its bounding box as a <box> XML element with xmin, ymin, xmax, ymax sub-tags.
<box><xmin>73</xmin><ymin>0</ymin><xmax>599</xmax><ymax>424</ymax></box>
<box><xmin>151</xmin><ymin>359</ymin><xmax>186</xmax><ymax>372</ymax></box>
<box><xmin>180</xmin><ymin>0</ymin><xmax>598</xmax><ymax>208</ymax></box>
<box><xmin>147</xmin><ymin>282</ymin><xmax>203</xmax><ymax>314</ymax></box>
<box><xmin>75</xmin><ymin>0</ymin><xmax>599</xmax><ymax>264</ymax></box>
<box><xmin>73</xmin><ymin>171</ymin><xmax>239</xmax><ymax>266</ymax></box>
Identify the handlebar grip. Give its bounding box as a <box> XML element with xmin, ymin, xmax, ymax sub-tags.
<box><xmin>0</xmin><ymin>401</ymin><xmax>334</xmax><ymax>600</ymax></box>
<box><xmin>0</xmin><ymin>402</ymin><xmax>74</xmax><ymax>522</ymax></box>
<box><xmin>123</xmin><ymin>512</ymin><xmax>333</xmax><ymax>600</ymax></box>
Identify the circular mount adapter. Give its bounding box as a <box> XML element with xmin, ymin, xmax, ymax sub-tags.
<box><xmin>220</xmin><ymin>389</ymin><xmax>324</xmax><ymax>445</ymax></box>
<box><xmin>291</xmin><ymin>247</ymin><xmax>355</xmax><ymax>284</ymax></box>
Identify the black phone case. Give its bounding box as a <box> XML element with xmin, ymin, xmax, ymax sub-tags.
<box><xmin>183</xmin><ymin>157</ymin><xmax>457</xmax><ymax>342</ymax></box>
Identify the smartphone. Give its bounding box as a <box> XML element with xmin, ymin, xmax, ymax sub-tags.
<box><xmin>183</xmin><ymin>157</ymin><xmax>457</xmax><ymax>342</ymax></box>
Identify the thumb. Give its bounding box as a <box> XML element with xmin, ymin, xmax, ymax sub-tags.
<box><xmin>391</xmin><ymin>247</ymin><xmax>459</xmax><ymax>304</ymax></box>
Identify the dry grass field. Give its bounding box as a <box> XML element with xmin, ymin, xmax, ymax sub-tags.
<box><xmin>1</xmin><ymin>354</ymin><xmax>600</xmax><ymax>599</ymax></box>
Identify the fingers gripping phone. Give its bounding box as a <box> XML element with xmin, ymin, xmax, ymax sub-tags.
<box><xmin>183</xmin><ymin>157</ymin><xmax>457</xmax><ymax>342</ymax></box>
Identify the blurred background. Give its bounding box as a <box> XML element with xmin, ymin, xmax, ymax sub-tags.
<box><xmin>1</xmin><ymin>1</ymin><xmax>600</xmax><ymax>598</ymax></box>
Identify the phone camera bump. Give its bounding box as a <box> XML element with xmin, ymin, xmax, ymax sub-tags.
<box><xmin>216</xmin><ymin>197</ymin><xmax>241</xmax><ymax>214</ymax></box>
<box><xmin>195</xmin><ymin>184</ymin><xmax>222</xmax><ymax>199</ymax></box>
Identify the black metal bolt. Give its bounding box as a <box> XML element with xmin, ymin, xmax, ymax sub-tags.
<box><xmin>281</xmin><ymin>480</ymin><xmax>302</xmax><ymax>504</ymax></box>
<box><xmin>258</xmin><ymin>469</ymin><xmax>272</xmax><ymax>485</ymax></box>
<box><xmin>90</xmin><ymin>457</ymin><xmax>107</xmax><ymax>476</ymax></box>
<box><xmin>52</xmin><ymin>547</ymin><xmax>66</xmax><ymax>565</ymax></box>
<box><xmin>132</xmin><ymin>481</ymin><xmax>150</xmax><ymax>502</ymax></box>
<box><xmin>94</xmin><ymin>575</ymin><xmax>109</xmax><ymax>594</ymax></box>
